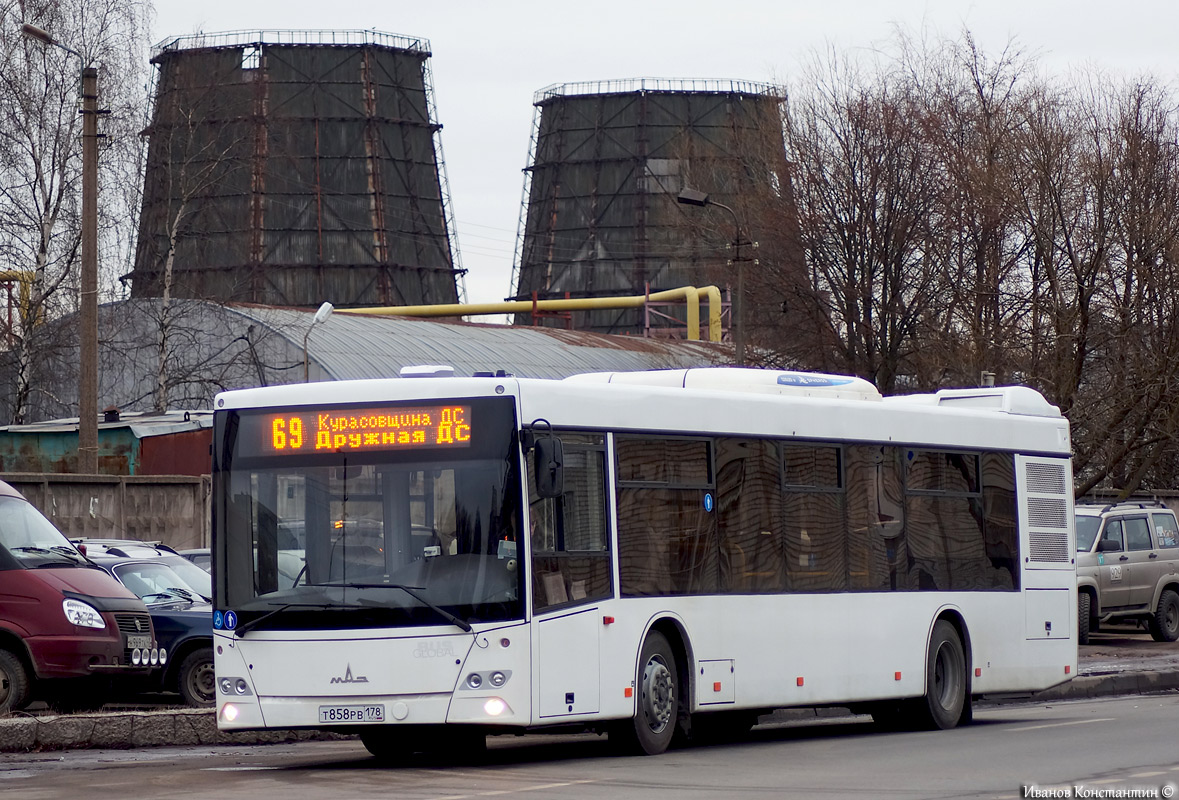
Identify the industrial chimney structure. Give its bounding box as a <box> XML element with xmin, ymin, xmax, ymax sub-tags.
<box><xmin>511</xmin><ymin>78</ymin><xmax>787</xmax><ymax>337</ymax></box>
<box><xmin>130</xmin><ymin>30</ymin><xmax>463</xmax><ymax>308</ymax></box>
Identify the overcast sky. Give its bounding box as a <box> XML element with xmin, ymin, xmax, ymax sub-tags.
<box><xmin>153</xmin><ymin>1</ymin><xmax>1179</xmax><ymax>306</ymax></box>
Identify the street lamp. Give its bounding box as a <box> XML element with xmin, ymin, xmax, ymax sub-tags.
<box><xmin>303</xmin><ymin>302</ymin><xmax>334</xmax><ymax>381</ymax></box>
<box><xmin>677</xmin><ymin>187</ymin><xmax>752</xmax><ymax>365</ymax></box>
<box><xmin>22</xmin><ymin>22</ymin><xmax>99</xmax><ymax>473</ymax></box>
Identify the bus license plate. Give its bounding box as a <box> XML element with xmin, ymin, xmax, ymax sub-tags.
<box><xmin>126</xmin><ymin>635</ymin><xmax>152</xmax><ymax>650</ymax></box>
<box><xmin>319</xmin><ymin>704</ymin><xmax>385</xmax><ymax>723</ymax></box>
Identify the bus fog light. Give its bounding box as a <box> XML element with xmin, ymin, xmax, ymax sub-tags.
<box><xmin>489</xmin><ymin>671</ymin><xmax>506</xmax><ymax>687</ymax></box>
<box><xmin>483</xmin><ymin>698</ymin><xmax>506</xmax><ymax>716</ymax></box>
<box><xmin>220</xmin><ymin>703</ymin><xmax>239</xmax><ymax>722</ymax></box>
<box><xmin>466</xmin><ymin>673</ymin><xmax>482</xmax><ymax>689</ymax></box>
<box><xmin>131</xmin><ymin>649</ymin><xmax>142</xmax><ymax>666</ymax></box>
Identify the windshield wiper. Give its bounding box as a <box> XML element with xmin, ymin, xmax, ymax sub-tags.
<box><xmin>318</xmin><ymin>581</ymin><xmax>473</xmax><ymax>633</ymax></box>
<box><xmin>140</xmin><ymin>587</ymin><xmax>198</xmax><ymax>604</ymax></box>
<box><xmin>235</xmin><ymin>602</ymin><xmax>334</xmax><ymax>637</ymax></box>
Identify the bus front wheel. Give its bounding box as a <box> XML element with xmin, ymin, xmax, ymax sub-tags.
<box><xmin>614</xmin><ymin>631</ymin><xmax>678</xmax><ymax>755</ymax></box>
<box><xmin>919</xmin><ymin>620</ymin><xmax>967</xmax><ymax>730</ymax></box>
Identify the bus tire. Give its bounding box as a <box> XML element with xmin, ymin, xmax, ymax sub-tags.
<box><xmin>1148</xmin><ymin>589</ymin><xmax>1179</xmax><ymax>642</ymax></box>
<box><xmin>1078</xmin><ymin>592</ymin><xmax>1091</xmax><ymax>645</ymax></box>
<box><xmin>919</xmin><ymin>620</ymin><xmax>967</xmax><ymax>730</ymax></box>
<box><xmin>0</xmin><ymin>649</ymin><xmax>31</xmax><ymax>715</ymax></box>
<box><xmin>614</xmin><ymin>631</ymin><xmax>678</xmax><ymax>755</ymax></box>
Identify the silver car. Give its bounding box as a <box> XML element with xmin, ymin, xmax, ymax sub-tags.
<box><xmin>1075</xmin><ymin>501</ymin><xmax>1179</xmax><ymax>643</ymax></box>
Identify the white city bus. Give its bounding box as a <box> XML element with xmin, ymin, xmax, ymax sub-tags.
<box><xmin>211</xmin><ymin>367</ymin><xmax>1076</xmax><ymax>759</ymax></box>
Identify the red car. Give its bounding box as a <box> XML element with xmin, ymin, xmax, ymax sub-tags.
<box><xmin>0</xmin><ymin>480</ymin><xmax>161</xmax><ymax>713</ymax></box>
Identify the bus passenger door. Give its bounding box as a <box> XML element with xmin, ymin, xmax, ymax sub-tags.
<box><xmin>536</xmin><ymin>608</ymin><xmax>600</xmax><ymax>718</ymax></box>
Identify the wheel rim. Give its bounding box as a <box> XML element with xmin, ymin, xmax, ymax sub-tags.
<box><xmin>640</xmin><ymin>655</ymin><xmax>674</xmax><ymax>734</ymax></box>
<box><xmin>1167</xmin><ymin>600</ymin><xmax>1179</xmax><ymax>633</ymax></box>
<box><xmin>933</xmin><ymin>642</ymin><xmax>962</xmax><ymax>710</ymax></box>
<box><xmin>187</xmin><ymin>660</ymin><xmax>216</xmax><ymax>703</ymax></box>
<box><xmin>0</xmin><ymin>667</ymin><xmax>10</xmax><ymax>709</ymax></box>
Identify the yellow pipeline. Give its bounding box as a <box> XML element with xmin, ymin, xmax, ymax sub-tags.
<box><xmin>0</xmin><ymin>270</ymin><xmax>35</xmax><ymax>325</ymax></box>
<box><xmin>340</xmin><ymin>285</ymin><xmax>724</xmax><ymax>343</ymax></box>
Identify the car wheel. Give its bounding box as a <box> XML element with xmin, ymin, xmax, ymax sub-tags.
<box><xmin>1149</xmin><ymin>589</ymin><xmax>1179</xmax><ymax>643</ymax></box>
<box><xmin>178</xmin><ymin>647</ymin><xmax>216</xmax><ymax>707</ymax></box>
<box><xmin>613</xmin><ymin>630</ymin><xmax>678</xmax><ymax>755</ymax></box>
<box><xmin>1078</xmin><ymin>592</ymin><xmax>1091</xmax><ymax>645</ymax></box>
<box><xmin>0</xmin><ymin>649</ymin><xmax>31</xmax><ymax>715</ymax></box>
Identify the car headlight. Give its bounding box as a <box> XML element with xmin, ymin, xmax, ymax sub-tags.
<box><xmin>62</xmin><ymin>598</ymin><xmax>105</xmax><ymax>629</ymax></box>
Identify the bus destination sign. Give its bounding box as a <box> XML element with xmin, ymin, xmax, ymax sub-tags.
<box><xmin>260</xmin><ymin>405</ymin><xmax>472</xmax><ymax>454</ymax></box>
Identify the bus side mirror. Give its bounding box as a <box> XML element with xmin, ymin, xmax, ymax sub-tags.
<box><xmin>534</xmin><ymin>436</ymin><xmax>564</xmax><ymax>499</ymax></box>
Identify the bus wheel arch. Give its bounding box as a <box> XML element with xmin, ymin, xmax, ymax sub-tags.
<box><xmin>921</xmin><ymin>613</ymin><xmax>971</xmax><ymax>729</ymax></box>
<box><xmin>614</xmin><ymin>617</ymin><xmax>692</xmax><ymax>755</ymax></box>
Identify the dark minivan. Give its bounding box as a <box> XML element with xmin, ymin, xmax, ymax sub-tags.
<box><xmin>0</xmin><ymin>480</ymin><xmax>161</xmax><ymax>713</ymax></box>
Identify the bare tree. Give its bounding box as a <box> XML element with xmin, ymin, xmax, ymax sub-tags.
<box><xmin>781</xmin><ymin>47</ymin><xmax>944</xmax><ymax>392</ymax></box>
<box><xmin>0</xmin><ymin>0</ymin><xmax>149</xmax><ymax>423</ymax></box>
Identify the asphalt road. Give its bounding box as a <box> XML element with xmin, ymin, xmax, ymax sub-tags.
<box><xmin>3</xmin><ymin>693</ymin><xmax>1178</xmax><ymax>800</ymax></box>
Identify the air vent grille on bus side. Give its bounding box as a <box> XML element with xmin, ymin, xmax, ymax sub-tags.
<box><xmin>1018</xmin><ymin>457</ymin><xmax>1073</xmax><ymax>569</ymax></box>
<box><xmin>1027</xmin><ymin>496</ymin><xmax>1068</xmax><ymax>529</ymax></box>
<box><xmin>1024</xmin><ymin>462</ymin><xmax>1067</xmax><ymax>494</ymax></box>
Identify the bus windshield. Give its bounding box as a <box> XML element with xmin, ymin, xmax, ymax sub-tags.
<box><xmin>215</xmin><ymin>397</ymin><xmax>524</xmax><ymax>632</ymax></box>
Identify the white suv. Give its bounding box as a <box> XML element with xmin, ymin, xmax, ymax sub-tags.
<box><xmin>1075</xmin><ymin>501</ymin><xmax>1179</xmax><ymax>644</ymax></box>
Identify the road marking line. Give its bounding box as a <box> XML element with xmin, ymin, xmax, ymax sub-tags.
<box><xmin>1130</xmin><ymin>772</ymin><xmax>1168</xmax><ymax>777</ymax></box>
<box><xmin>432</xmin><ymin>780</ymin><xmax>597</xmax><ymax>799</ymax></box>
<box><xmin>1013</xmin><ymin>718</ymin><xmax>1114</xmax><ymax>731</ymax></box>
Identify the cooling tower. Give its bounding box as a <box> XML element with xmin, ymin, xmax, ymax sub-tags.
<box><xmin>512</xmin><ymin>78</ymin><xmax>786</xmax><ymax>336</ymax></box>
<box><xmin>131</xmin><ymin>30</ymin><xmax>462</xmax><ymax>308</ymax></box>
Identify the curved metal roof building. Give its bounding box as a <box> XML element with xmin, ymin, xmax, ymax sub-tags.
<box><xmin>14</xmin><ymin>299</ymin><xmax>725</xmax><ymax>423</ymax></box>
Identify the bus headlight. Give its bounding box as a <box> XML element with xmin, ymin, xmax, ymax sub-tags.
<box><xmin>219</xmin><ymin>677</ymin><xmax>253</xmax><ymax>696</ymax></box>
<box><xmin>466</xmin><ymin>673</ymin><xmax>482</xmax><ymax>689</ymax></box>
<box><xmin>489</xmin><ymin>671</ymin><xmax>507</xmax><ymax>687</ymax></box>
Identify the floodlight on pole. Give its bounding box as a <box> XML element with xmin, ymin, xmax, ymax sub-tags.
<box><xmin>22</xmin><ymin>21</ymin><xmax>98</xmax><ymax>474</ymax></box>
<box><xmin>303</xmin><ymin>302</ymin><xmax>334</xmax><ymax>382</ymax></box>
<box><xmin>677</xmin><ymin>187</ymin><xmax>750</xmax><ymax>365</ymax></box>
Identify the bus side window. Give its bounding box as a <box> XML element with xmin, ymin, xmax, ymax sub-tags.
<box><xmin>528</xmin><ymin>435</ymin><xmax>610</xmax><ymax>612</ymax></box>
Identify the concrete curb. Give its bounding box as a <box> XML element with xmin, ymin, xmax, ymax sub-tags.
<box><xmin>0</xmin><ymin>708</ymin><xmax>350</xmax><ymax>753</ymax></box>
<box><xmin>2</xmin><ymin>670</ymin><xmax>1176</xmax><ymax>753</ymax></box>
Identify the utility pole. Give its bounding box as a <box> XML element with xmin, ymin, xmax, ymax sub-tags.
<box><xmin>21</xmin><ymin>24</ymin><xmax>99</xmax><ymax>473</ymax></box>
<box><xmin>80</xmin><ymin>66</ymin><xmax>98</xmax><ymax>473</ymax></box>
<box><xmin>677</xmin><ymin>188</ymin><xmax>757</xmax><ymax>365</ymax></box>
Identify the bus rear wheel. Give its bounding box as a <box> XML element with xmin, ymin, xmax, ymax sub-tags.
<box><xmin>918</xmin><ymin>620</ymin><xmax>967</xmax><ymax>730</ymax></box>
<box><xmin>614</xmin><ymin>631</ymin><xmax>678</xmax><ymax>755</ymax></box>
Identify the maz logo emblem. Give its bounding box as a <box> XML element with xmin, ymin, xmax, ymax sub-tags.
<box><xmin>330</xmin><ymin>665</ymin><xmax>369</xmax><ymax>684</ymax></box>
